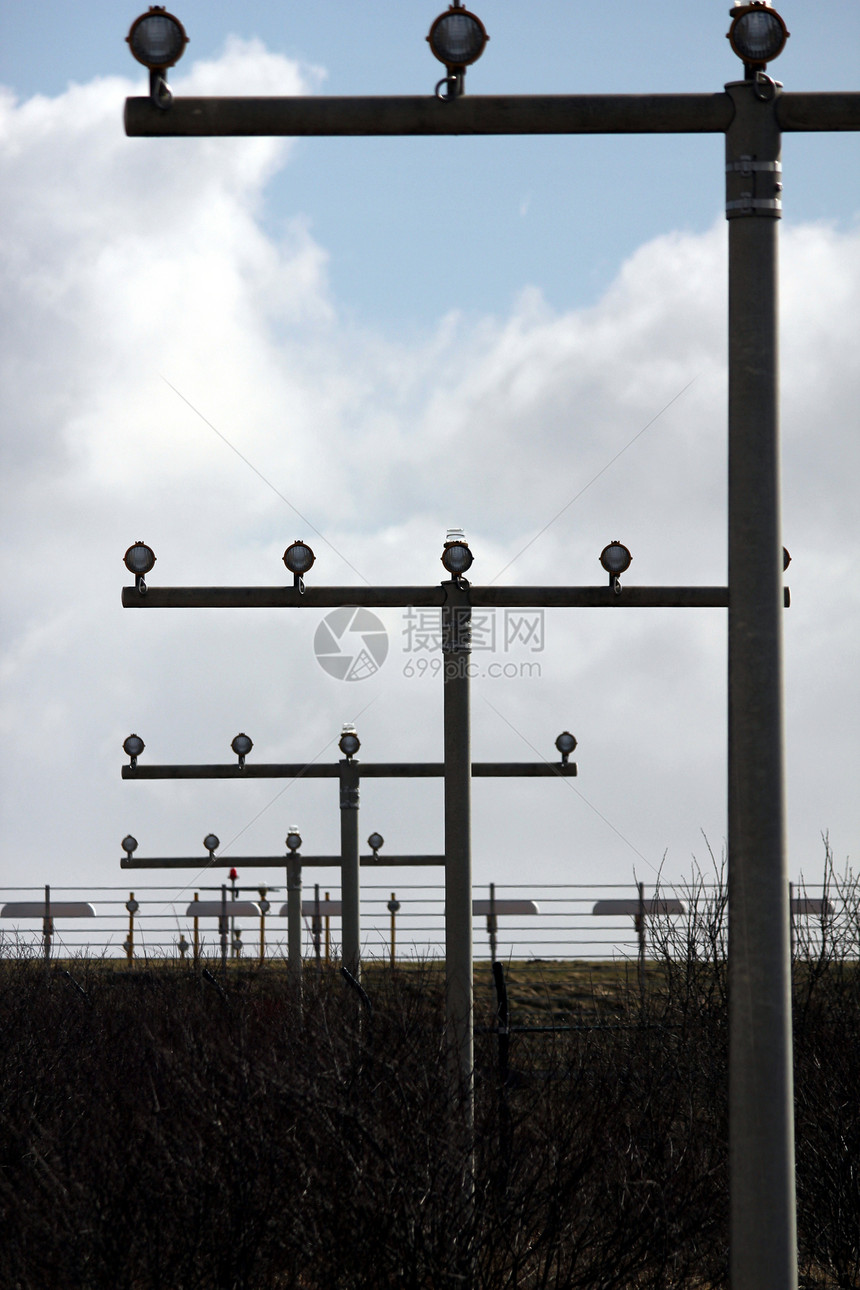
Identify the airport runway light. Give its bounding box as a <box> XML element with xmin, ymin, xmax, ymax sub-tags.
<box><xmin>126</xmin><ymin>8</ymin><xmax>188</xmax><ymax>107</ymax></box>
<box><xmin>727</xmin><ymin>3</ymin><xmax>789</xmax><ymax>73</ymax></box>
<box><xmin>600</xmin><ymin>541</ymin><xmax>632</xmax><ymax>593</ymax></box>
<box><xmin>286</xmin><ymin>828</ymin><xmax>302</xmax><ymax>854</ymax></box>
<box><xmin>555</xmin><ymin>731</ymin><xmax>578</xmax><ymax>765</ymax></box>
<box><xmin>367</xmin><ymin>832</ymin><xmax>384</xmax><ymax>858</ymax></box>
<box><xmin>203</xmin><ymin>833</ymin><xmax>220</xmax><ymax>859</ymax></box>
<box><xmin>339</xmin><ymin>723</ymin><xmax>361</xmax><ymax>759</ymax></box>
<box><xmin>231</xmin><ymin>732</ymin><xmax>253</xmax><ymax>769</ymax></box>
<box><xmin>428</xmin><ymin>3</ymin><xmax>488</xmax><ymax>98</ymax></box>
<box><xmin>283</xmin><ymin>540</ymin><xmax>316</xmax><ymax>592</ymax></box>
<box><xmin>123</xmin><ymin>733</ymin><xmax>145</xmax><ymax>768</ymax></box>
<box><xmin>441</xmin><ymin>529</ymin><xmax>474</xmax><ymax>579</ymax></box>
<box><xmin>122</xmin><ymin>835</ymin><xmax>138</xmax><ymax>859</ymax></box>
<box><xmin>124</xmin><ymin>541</ymin><xmax>156</xmax><ymax>594</ymax></box>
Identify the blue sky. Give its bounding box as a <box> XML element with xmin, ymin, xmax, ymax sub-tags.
<box><xmin>0</xmin><ymin>2</ymin><xmax>858</xmax><ymax>941</ymax></box>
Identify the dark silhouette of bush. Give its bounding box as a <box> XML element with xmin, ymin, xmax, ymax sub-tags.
<box><xmin>0</xmin><ymin>858</ymin><xmax>856</xmax><ymax>1288</ymax></box>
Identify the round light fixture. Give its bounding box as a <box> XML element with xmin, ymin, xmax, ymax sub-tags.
<box><xmin>283</xmin><ymin>541</ymin><xmax>316</xmax><ymax>576</ymax></box>
<box><xmin>124</xmin><ymin>542</ymin><xmax>156</xmax><ymax>575</ymax></box>
<box><xmin>203</xmin><ymin>833</ymin><xmax>220</xmax><ymax>855</ymax></box>
<box><xmin>428</xmin><ymin>6</ymin><xmax>488</xmax><ymax>69</ymax></box>
<box><xmin>367</xmin><ymin>832</ymin><xmax>384</xmax><ymax>855</ymax></box>
<box><xmin>441</xmin><ymin>529</ymin><xmax>474</xmax><ymax>577</ymax></box>
<box><xmin>122</xmin><ymin>834</ymin><xmax>138</xmax><ymax>856</ymax></box>
<box><xmin>123</xmin><ymin>733</ymin><xmax>145</xmax><ymax>765</ymax></box>
<box><xmin>286</xmin><ymin>829</ymin><xmax>302</xmax><ymax>853</ymax></box>
<box><xmin>339</xmin><ymin>723</ymin><xmax>361</xmax><ymax>759</ymax></box>
<box><xmin>727</xmin><ymin>4</ymin><xmax>789</xmax><ymax>68</ymax></box>
<box><xmin>127</xmin><ymin>8</ymin><xmax>188</xmax><ymax>70</ymax></box>
<box><xmin>555</xmin><ymin>731</ymin><xmax>578</xmax><ymax>763</ymax></box>
<box><xmin>231</xmin><ymin>733</ymin><xmax>253</xmax><ymax>767</ymax></box>
<box><xmin>599</xmin><ymin>542</ymin><xmax>632</xmax><ymax>577</ymax></box>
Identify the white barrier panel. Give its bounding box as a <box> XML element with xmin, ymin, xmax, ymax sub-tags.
<box><xmin>2</xmin><ymin>902</ymin><xmax>97</xmax><ymax>918</ymax></box>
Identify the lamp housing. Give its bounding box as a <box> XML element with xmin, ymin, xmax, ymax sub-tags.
<box><xmin>127</xmin><ymin>8</ymin><xmax>188</xmax><ymax>70</ymax></box>
<box><xmin>122</xmin><ymin>834</ymin><xmax>139</xmax><ymax>856</ymax></box>
<box><xmin>441</xmin><ymin>529</ymin><xmax>474</xmax><ymax>577</ymax></box>
<box><xmin>283</xmin><ymin>541</ymin><xmax>315</xmax><ymax>576</ymax></box>
<box><xmin>286</xmin><ymin>829</ymin><xmax>302</xmax><ymax>853</ymax></box>
<box><xmin>123</xmin><ymin>734</ymin><xmax>145</xmax><ymax>766</ymax></box>
<box><xmin>231</xmin><ymin>733</ymin><xmax>253</xmax><ymax>767</ymax></box>
<box><xmin>339</xmin><ymin>723</ymin><xmax>361</xmax><ymax>759</ymax></box>
<box><xmin>555</xmin><ymin>731</ymin><xmax>578</xmax><ymax>764</ymax></box>
<box><xmin>727</xmin><ymin>3</ymin><xmax>789</xmax><ymax>70</ymax></box>
<box><xmin>367</xmin><ymin>832</ymin><xmax>384</xmax><ymax>855</ymax></box>
<box><xmin>428</xmin><ymin>6</ymin><xmax>488</xmax><ymax>70</ymax></box>
<box><xmin>203</xmin><ymin>833</ymin><xmax>220</xmax><ymax>855</ymax></box>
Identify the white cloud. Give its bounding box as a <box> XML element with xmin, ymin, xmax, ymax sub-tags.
<box><xmin>0</xmin><ymin>51</ymin><xmax>858</xmax><ymax>926</ymax></box>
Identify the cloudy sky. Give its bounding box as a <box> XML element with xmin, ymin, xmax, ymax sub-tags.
<box><xmin>1</xmin><ymin>2</ymin><xmax>858</xmax><ymax>941</ymax></box>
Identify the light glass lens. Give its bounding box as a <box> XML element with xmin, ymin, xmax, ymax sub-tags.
<box><xmin>124</xmin><ymin>543</ymin><xmax>156</xmax><ymax>575</ymax></box>
<box><xmin>286</xmin><ymin>831</ymin><xmax>302</xmax><ymax>851</ymax></box>
<box><xmin>283</xmin><ymin>542</ymin><xmax>315</xmax><ymax>575</ymax></box>
<box><xmin>367</xmin><ymin>833</ymin><xmax>384</xmax><ymax>851</ymax></box>
<box><xmin>231</xmin><ymin>733</ymin><xmax>253</xmax><ymax>757</ymax></box>
<box><xmin>430</xmin><ymin>13</ymin><xmax>486</xmax><ymax>66</ymax></box>
<box><xmin>442</xmin><ymin>542</ymin><xmax>473</xmax><ymax>574</ymax></box>
<box><xmin>556</xmin><ymin>732</ymin><xmax>577</xmax><ymax>755</ymax></box>
<box><xmin>340</xmin><ymin>734</ymin><xmax>361</xmax><ymax>757</ymax></box>
<box><xmin>204</xmin><ymin>833</ymin><xmax>220</xmax><ymax>852</ymax></box>
<box><xmin>130</xmin><ymin>14</ymin><xmax>187</xmax><ymax>68</ymax></box>
<box><xmin>732</xmin><ymin>12</ymin><xmax>786</xmax><ymax>62</ymax></box>
<box><xmin>122</xmin><ymin>835</ymin><xmax>138</xmax><ymax>853</ymax></box>
<box><xmin>124</xmin><ymin>734</ymin><xmax>145</xmax><ymax>759</ymax></box>
<box><xmin>600</xmin><ymin>543</ymin><xmax>632</xmax><ymax>575</ymax></box>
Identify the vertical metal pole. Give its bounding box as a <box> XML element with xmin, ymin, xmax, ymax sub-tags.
<box><xmin>789</xmin><ymin>881</ymin><xmax>795</xmax><ymax>959</ymax></box>
<box><xmin>43</xmin><ymin>883</ymin><xmax>51</xmax><ymax>978</ymax></box>
<box><xmin>443</xmin><ymin>578</ymin><xmax>473</xmax><ymax>1120</ymax></box>
<box><xmin>340</xmin><ymin>761</ymin><xmax>361</xmax><ymax>977</ymax></box>
<box><xmin>389</xmin><ymin>892</ymin><xmax>397</xmax><ymax>968</ymax></box>
<box><xmin>488</xmin><ymin>882</ymin><xmax>498</xmax><ymax>964</ymax></box>
<box><xmin>637</xmin><ymin>880</ymin><xmax>646</xmax><ymax>1007</ymax></box>
<box><xmin>219</xmin><ymin>884</ymin><xmax>228</xmax><ymax>977</ymax></box>
<box><xmin>127</xmin><ymin>893</ymin><xmax>135</xmax><ymax>964</ymax></box>
<box><xmin>725</xmin><ymin>79</ymin><xmax>796</xmax><ymax>1290</ymax></box>
<box><xmin>287</xmin><ymin>855</ymin><xmax>303</xmax><ymax>984</ymax></box>
<box><xmin>313</xmin><ymin>882</ymin><xmax>322</xmax><ymax>968</ymax></box>
<box><xmin>324</xmin><ymin>891</ymin><xmax>331</xmax><ymax>965</ymax></box>
<box><xmin>193</xmin><ymin>891</ymin><xmax>199</xmax><ymax>967</ymax></box>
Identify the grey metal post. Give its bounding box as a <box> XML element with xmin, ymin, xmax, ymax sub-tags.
<box><xmin>443</xmin><ymin>579</ymin><xmax>473</xmax><ymax>1116</ymax></box>
<box><xmin>726</xmin><ymin>79</ymin><xmax>796</xmax><ymax>1290</ymax></box>
<box><xmin>219</xmin><ymin>883</ymin><xmax>228</xmax><ymax>977</ymax></box>
<box><xmin>287</xmin><ymin>854</ymin><xmax>303</xmax><ymax>981</ymax></box>
<box><xmin>339</xmin><ymin>760</ymin><xmax>361</xmax><ymax>977</ymax></box>
<box><xmin>637</xmin><ymin>880</ymin><xmax>646</xmax><ymax>1006</ymax></box>
<box><xmin>488</xmin><ymin>881</ymin><xmax>498</xmax><ymax>964</ymax></box>
<box><xmin>43</xmin><ymin>883</ymin><xmax>51</xmax><ymax>977</ymax></box>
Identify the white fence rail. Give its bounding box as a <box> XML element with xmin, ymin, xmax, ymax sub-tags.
<box><xmin>1</xmin><ymin>881</ymin><xmax>854</xmax><ymax>965</ymax></box>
